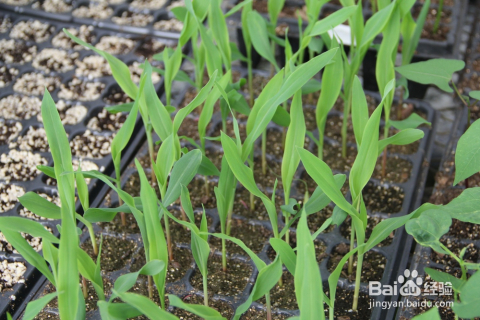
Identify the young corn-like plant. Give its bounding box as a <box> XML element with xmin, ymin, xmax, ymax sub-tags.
<box><xmin>299</xmin><ymin>79</ymin><xmax>427</xmax><ymax>310</ymax></box>
<box><xmin>0</xmin><ymin>91</ymin><xmax>110</xmax><ymax>320</ymax></box>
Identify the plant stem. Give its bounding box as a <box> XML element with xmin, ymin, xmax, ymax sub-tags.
<box><xmin>248</xmin><ymin>51</ymin><xmax>254</xmax><ymax>107</ymax></box>
<box><xmin>250</xmin><ymin>192</ymin><xmax>255</xmax><ymax>211</ymax></box>
<box><xmin>341</xmin><ymin>91</ymin><xmax>352</xmax><ymax>158</ymax></box>
<box><xmin>86</xmin><ymin>223</ymin><xmax>98</xmax><ymax>256</ymax></box>
<box><xmin>348</xmin><ymin>224</ymin><xmax>355</xmax><ymax>275</ymax></box>
<box><xmin>397</xmin><ymin>86</ymin><xmax>405</xmax><ymax>120</ymax></box>
<box><xmin>266</xmin><ymin>293</ymin><xmax>272</xmax><ymax>320</ymax></box>
<box><xmin>164</xmin><ymin>216</ymin><xmax>173</xmax><ymax>261</ymax></box>
<box><xmin>203</xmin><ymin>274</ymin><xmax>208</xmax><ymax>306</ymax></box>
<box><xmin>371</xmin><ymin>0</ymin><xmax>377</xmax><ymax>12</ymax></box>
<box><xmin>148</xmin><ymin>275</ymin><xmax>153</xmax><ymax>299</ymax></box>
<box><xmin>262</xmin><ymin>130</ymin><xmax>267</xmax><ymax>175</ymax></box>
<box><xmin>82</xmin><ymin>277</ymin><xmax>88</xmax><ymax>299</ymax></box>
<box><xmin>204</xmin><ymin>175</ymin><xmax>210</xmax><ymax>199</ymax></box>
<box><xmin>352</xmin><ymin>252</ymin><xmax>364</xmax><ymax>311</ymax></box>
<box><xmin>433</xmin><ymin>0</ymin><xmax>444</xmax><ymax>34</ymax></box>
<box><xmin>222</xmin><ymin>237</ymin><xmax>227</xmax><ymax>272</ymax></box>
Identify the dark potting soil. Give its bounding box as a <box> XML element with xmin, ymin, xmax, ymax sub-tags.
<box><xmin>177</xmin><ymin>116</ymin><xmax>200</xmax><ymax>141</ymax></box>
<box><xmin>240</xmin><ymin>306</ymin><xmax>289</xmax><ymax>320</ymax></box>
<box><xmin>131</xmin><ymin>247</ymin><xmax>193</xmax><ymax>283</ymax></box>
<box><xmin>267</xmin><ymin>232</ymin><xmax>328</xmax><ymax>264</ymax></box>
<box><xmin>289</xmin><ymin>205</ymin><xmax>335</xmax><ymax>234</ymax></box>
<box><xmin>232</xmin><ymin>187</ymin><xmax>272</xmax><ymax>221</ymax></box>
<box><xmin>210</xmin><ymin>119</ymin><xmax>248</xmax><ymax>144</ymax></box>
<box><xmin>249</xmin><ymin>0</ymin><xmax>307</xmax><ymax>20</ymax></box>
<box><xmin>363</xmin><ymin>182</ymin><xmax>404</xmax><ymax>214</ymax></box>
<box><xmin>258</xmin><ymin>271</ymin><xmax>298</xmax><ymax>310</ymax></box>
<box><xmin>171</xmin><ymin>294</ymin><xmax>234</xmax><ymax>320</ymax></box>
<box><xmin>325</xmin><ymin>287</ymin><xmax>372</xmax><ymax>320</ymax></box>
<box><xmin>39</xmin><ymin>278</ymin><xmax>113</xmax><ymax>314</ymax></box>
<box><xmin>429</xmin><ymin>186</ymin><xmax>463</xmax><ymax>206</ymax></box>
<box><xmin>103</xmin><ymin>86</ymin><xmax>134</xmax><ymax>105</ymax></box>
<box><xmin>241</xmin><ymin>73</ymin><xmax>271</xmax><ymax>99</ymax></box>
<box><xmin>186</xmin><ymin>176</ymin><xmax>218</xmax><ymax>209</ymax></box>
<box><xmin>98</xmin><ymin>210</ymin><xmax>141</xmax><ymax>234</ymax></box>
<box><xmin>135</xmin><ymin>38</ymin><xmax>168</xmax><ymax>61</ymax></box>
<box><xmin>340</xmin><ymin>216</ymin><xmax>395</xmax><ymax>247</ymax></box>
<box><xmin>327</xmin><ymin>243</ymin><xmax>387</xmax><ymax>282</ymax></box>
<box><xmin>252</xmin><ymin>156</ymin><xmax>282</xmax><ymax>189</ymax></box>
<box><xmin>372</xmin><ymin>156</ymin><xmax>413</xmax><ymax>184</ymax></box>
<box><xmin>446</xmin><ymin>219</ymin><xmax>480</xmax><ymax>240</ymax></box>
<box><xmin>296</xmin><ymin>170</ymin><xmax>349</xmax><ymax>197</ymax></box>
<box><xmin>318</xmin><ymin>143</ymin><xmax>357</xmax><ymax>173</ymax></box>
<box><xmin>81</xmin><ymin>235</ymin><xmax>136</xmax><ymax>272</ymax></box>
<box><xmin>189</xmin><ymin>255</ymin><xmax>252</xmax><ymax>296</ymax></box>
<box><xmin>264</xmin><ymin>127</ymin><xmax>310</xmax><ymax>158</ymax></box>
<box><xmin>87</xmin><ymin>109</ymin><xmax>126</xmax><ymax>132</ymax></box>
<box><xmin>165</xmin><ymin>209</ymin><xmax>213</xmax><ymax>245</ymax></box>
<box><xmin>430</xmin><ymin>239</ymin><xmax>479</xmax><ymax>270</ymax></box>
<box><xmin>210</xmin><ymin>218</ymin><xmax>272</xmax><ymax>255</ymax></box>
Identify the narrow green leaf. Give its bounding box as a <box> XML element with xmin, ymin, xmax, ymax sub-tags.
<box><xmin>23</xmin><ymin>292</ymin><xmax>58</xmax><ymax>320</ymax></box>
<box><xmin>114</xmin><ymin>291</ymin><xmax>179</xmax><ymax>320</ymax></box>
<box><xmin>390</xmin><ymin>113</ymin><xmax>431</xmax><ymax>130</ymax></box>
<box><xmin>309</xmin><ymin>5</ymin><xmax>357</xmax><ymax>36</ymax></box>
<box><xmin>169</xmin><ymin>295</ymin><xmax>225</xmax><ymax>320</ymax></box>
<box><xmin>378</xmin><ymin>129</ymin><xmax>424</xmax><ymax>156</ymax></box>
<box><xmin>19</xmin><ymin>192</ymin><xmax>61</xmax><ymax>220</ymax></box>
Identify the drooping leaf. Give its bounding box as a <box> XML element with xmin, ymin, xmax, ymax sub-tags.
<box><xmin>169</xmin><ymin>295</ymin><xmax>225</xmax><ymax>320</ymax></box>
<box><xmin>395</xmin><ymin>59</ymin><xmax>465</xmax><ymax>93</ymax></box>
<box><xmin>405</xmin><ymin>208</ymin><xmax>451</xmax><ymax>254</ymax></box>
<box><xmin>452</xmin><ymin>271</ymin><xmax>480</xmax><ymax>318</ymax></box>
<box><xmin>390</xmin><ymin>113</ymin><xmax>431</xmax><ymax>130</ymax></box>
<box><xmin>444</xmin><ymin>187</ymin><xmax>480</xmax><ymax>224</ymax></box>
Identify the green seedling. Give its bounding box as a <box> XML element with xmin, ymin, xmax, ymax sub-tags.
<box><xmin>406</xmin><ymin>188</ymin><xmax>480</xmax><ymax>320</ymax></box>
<box><xmin>433</xmin><ymin>0</ymin><xmax>444</xmax><ymax>34</ymax></box>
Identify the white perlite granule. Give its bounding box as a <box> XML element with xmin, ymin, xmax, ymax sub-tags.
<box><xmin>167</xmin><ymin>0</ymin><xmax>184</xmax><ymax>10</ymax></box>
<box><xmin>153</xmin><ymin>18</ymin><xmax>183</xmax><ymax>32</ymax></box>
<box><xmin>45</xmin><ymin>159</ymin><xmax>99</xmax><ymax>186</ymax></box>
<box><xmin>0</xmin><ymin>260</ymin><xmax>26</xmax><ymax>292</ymax></box>
<box><xmin>32</xmin><ymin>48</ymin><xmax>79</xmax><ymax>73</ymax></box>
<box><xmin>0</xmin><ymin>66</ymin><xmax>18</xmax><ymax>88</ymax></box>
<box><xmin>9</xmin><ymin>126</ymin><xmax>68</xmax><ymax>152</ymax></box>
<box><xmin>70</xmin><ymin>130</ymin><xmax>113</xmax><ymax>159</ymax></box>
<box><xmin>0</xmin><ymin>0</ymin><xmax>31</xmax><ymax>5</ymax></box>
<box><xmin>95</xmin><ymin>36</ymin><xmax>136</xmax><ymax>55</ymax></box>
<box><xmin>0</xmin><ymin>227</ymin><xmax>52</xmax><ymax>253</ymax></box>
<box><xmin>0</xmin><ymin>150</ymin><xmax>47</xmax><ymax>182</ymax></box>
<box><xmin>129</xmin><ymin>61</ymin><xmax>161</xmax><ymax>84</ymax></box>
<box><xmin>72</xmin><ymin>3</ymin><xmax>113</xmax><ymax>20</ymax></box>
<box><xmin>0</xmin><ymin>39</ymin><xmax>37</xmax><ymax>64</ymax></box>
<box><xmin>13</xmin><ymin>73</ymin><xmax>59</xmax><ymax>96</ymax></box>
<box><xmin>58</xmin><ymin>78</ymin><xmax>105</xmax><ymax>101</ymax></box>
<box><xmin>0</xmin><ymin>16</ymin><xmax>12</xmax><ymax>33</ymax></box>
<box><xmin>75</xmin><ymin>55</ymin><xmax>111</xmax><ymax>79</ymax></box>
<box><xmin>130</xmin><ymin>0</ymin><xmax>166</xmax><ymax>10</ymax></box>
<box><xmin>9</xmin><ymin>20</ymin><xmax>54</xmax><ymax>43</ymax></box>
<box><xmin>36</xmin><ymin>100</ymin><xmax>87</xmax><ymax>125</ymax></box>
<box><xmin>0</xmin><ymin>120</ymin><xmax>22</xmax><ymax>145</ymax></box>
<box><xmin>0</xmin><ymin>95</ymin><xmax>42</xmax><ymax>120</ymax></box>
<box><xmin>87</xmin><ymin>109</ymin><xmax>126</xmax><ymax>132</ymax></box>
<box><xmin>19</xmin><ymin>192</ymin><xmax>60</xmax><ymax>220</ymax></box>
<box><xmin>52</xmin><ymin>25</ymin><xmax>96</xmax><ymax>50</ymax></box>
<box><xmin>112</xmin><ymin>11</ymin><xmax>153</xmax><ymax>27</ymax></box>
<box><xmin>0</xmin><ymin>184</ymin><xmax>25</xmax><ymax>213</ymax></box>
<box><xmin>32</xmin><ymin>0</ymin><xmax>72</xmax><ymax>12</ymax></box>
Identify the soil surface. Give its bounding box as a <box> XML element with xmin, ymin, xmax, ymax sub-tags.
<box><xmin>81</xmin><ymin>235</ymin><xmax>137</xmax><ymax>272</ymax></box>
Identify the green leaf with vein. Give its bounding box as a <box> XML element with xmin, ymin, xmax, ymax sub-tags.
<box><xmin>444</xmin><ymin>187</ymin><xmax>480</xmax><ymax>223</ymax></box>
<box><xmin>309</xmin><ymin>5</ymin><xmax>357</xmax><ymax>36</ymax></box>
<box><xmin>114</xmin><ymin>291</ymin><xmax>179</xmax><ymax>320</ymax></box>
<box><xmin>390</xmin><ymin>113</ymin><xmax>431</xmax><ymax>130</ymax></box>
<box><xmin>405</xmin><ymin>208</ymin><xmax>451</xmax><ymax>254</ymax></box>
<box><xmin>454</xmin><ymin>119</ymin><xmax>480</xmax><ymax>184</ymax></box>
<box><xmin>395</xmin><ymin>59</ymin><xmax>465</xmax><ymax>93</ymax></box>
<box><xmin>169</xmin><ymin>295</ymin><xmax>226</xmax><ymax>320</ymax></box>
<box><xmin>452</xmin><ymin>271</ymin><xmax>480</xmax><ymax>318</ymax></box>
<box><xmin>378</xmin><ymin>129</ymin><xmax>424</xmax><ymax>156</ymax></box>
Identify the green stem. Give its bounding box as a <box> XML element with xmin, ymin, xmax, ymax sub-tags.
<box><xmin>266</xmin><ymin>293</ymin><xmax>272</xmax><ymax>320</ymax></box>
<box><xmin>203</xmin><ymin>274</ymin><xmax>208</xmax><ymax>306</ymax></box>
<box><xmin>82</xmin><ymin>277</ymin><xmax>88</xmax><ymax>299</ymax></box>
<box><xmin>222</xmin><ymin>237</ymin><xmax>227</xmax><ymax>272</ymax></box>
<box><xmin>341</xmin><ymin>90</ymin><xmax>352</xmax><ymax>159</ymax></box>
<box><xmin>250</xmin><ymin>192</ymin><xmax>255</xmax><ymax>211</ymax></box>
<box><xmin>371</xmin><ymin>0</ymin><xmax>377</xmax><ymax>13</ymax></box>
<box><xmin>352</xmin><ymin>251</ymin><xmax>364</xmax><ymax>311</ymax></box>
<box><xmin>204</xmin><ymin>175</ymin><xmax>210</xmax><ymax>199</ymax></box>
<box><xmin>262</xmin><ymin>130</ymin><xmax>267</xmax><ymax>176</ymax></box>
<box><xmin>440</xmin><ymin>243</ymin><xmax>467</xmax><ymax>280</ymax></box>
<box><xmin>433</xmin><ymin>0</ymin><xmax>444</xmax><ymax>34</ymax></box>
<box><xmin>348</xmin><ymin>224</ymin><xmax>355</xmax><ymax>274</ymax></box>
<box><xmin>382</xmin><ymin>125</ymin><xmax>389</xmax><ymax>179</ymax></box>
<box><xmin>247</xmin><ymin>49</ymin><xmax>254</xmax><ymax>107</ymax></box>
<box><xmin>86</xmin><ymin>222</ymin><xmax>98</xmax><ymax>256</ymax></box>
<box><xmin>148</xmin><ymin>275</ymin><xmax>153</xmax><ymax>300</ymax></box>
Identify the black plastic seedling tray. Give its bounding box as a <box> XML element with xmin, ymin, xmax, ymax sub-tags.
<box><xmin>394</xmin><ymin>105</ymin><xmax>470</xmax><ymax>320</ymax></box>
<box><xmin>0</xmin><ymin>0</ymin><xmax>183</xmax><ymax>39</ymax></box>
<box><xmin>19</xmin><ymin>67</ymin><xmax>437</xmax><ymax>319</ymax></box>
<box><xmin>0</xmin><ymin>11</ymin><xmax>183</xmax><ymax>319</ymax></box>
